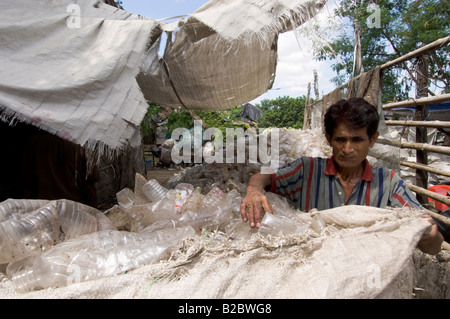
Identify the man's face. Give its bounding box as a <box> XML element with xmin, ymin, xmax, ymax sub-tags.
<box><xmin>326</xmin><ymin>122</ymin><xmax>379</xmax><ymax>170</ymax></box>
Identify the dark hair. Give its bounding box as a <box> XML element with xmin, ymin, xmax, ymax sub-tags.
<box><xmin>324</xmin><ymin>98</ymin><xmax>380</xmax><ymax>138</ymax></box>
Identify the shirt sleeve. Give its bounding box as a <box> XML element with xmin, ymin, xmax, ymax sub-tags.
<box><xmin>268</xmin><ymin>158</ymin><xmax>306</xmax><ymax>205</ymax></box>
<box><xmin>388</xmin><ymin>171</ymin><xmax>423</xmax><ymax>210</ymax></box>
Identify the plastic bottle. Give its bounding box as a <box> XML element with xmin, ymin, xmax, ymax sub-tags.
<box><xmin>258</xmin><ymin>213</ymin><xmax>304</xmax><ymax>236</ymax></box>
<box><xmin>123</xmin><ymin>204</ymin><xmax>151</xmax><ymax>232</ymax></box>
<box><xmin>142</xmin><ymin>190</ymin><xmax>178</xmax><ymax>226</ymax></box>
<box><xmin>201</xmin><ymin>186</ymin><xmax>225</xmax><ymax>209</ymax></box>
<box><xmin>142</xmin><ymin>179</ymin><xmax>168</xmax><ymax>203</ymax></box>
<box><xmin>0</xmin><ymin>202</ymin><xmax>60</xmax><ymax>264</ymax></box>
<box><xmin>0</xmin><ymin>199</ymin><xmax>49</xmax><ymax>222</ymax></box>
<box><xmin>179</xmin><ymin>187</ymin><xmax>204</xmax><ymax>214</ymax></box>
<box><xmin>0</xmin><ymin>199</ymin><xmax>116</xmax><ymax>264</ymax></box>
<box><xmin>176</xmin><ymin>198</ymin><xmax>234</xmax><ymax>233</ymax></box>
<box><xmin>225</xmin><ymin>189</ymin><xmax>243</xmax><ymax>217</ymax></box>
<box><xmin>57</xmin><ymin>199</ymin><xmax>116</xmax><ymax>239</ymax></box>
<box><xmin>310</xmin><ymin>209</ymin><xmax>326</xmax><ymax>233</ymax></box>
<box><xmin>7</xmin><ymin>226</ymin><xmax>196</xmax><ymax>293</ymax></box>
<box><xmin>115</xmin><ymin>188</ymin><xmax>136</xmax><ymax>209</ymax></box>
<box><xmin>224</xmin><ymin>218</ymin><xmax>256</xmax><ymax>240</ymax></box>
<box><xmin>174</xmin><ymin>183</ymin><xmax>194</xmax><ymax>213</ymax></box>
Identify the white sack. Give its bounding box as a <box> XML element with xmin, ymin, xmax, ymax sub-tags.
<box><xmin>0</xmin><ymin>205</ymin><xmax>429</xmax><ymax>299</ymax></box>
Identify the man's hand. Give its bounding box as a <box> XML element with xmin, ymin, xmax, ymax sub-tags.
<box><xmin>240</xmin><ymin>172</ymin><xmax>274</xmax><ymax>228</ymax></box>
<box><xmin>417</xmin><ymin>215</ymin><xmax>444</xmax><ymax>255</ymax></box>
<box><xmin>240</xmin><ymin>190</ymin><xmax>275</xmax><ymax>228</ymax></box>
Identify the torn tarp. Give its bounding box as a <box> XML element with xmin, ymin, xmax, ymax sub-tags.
<box><xmin>239</xmin><ymin>103</ymin><xmax>264</xmax><ymax>125</ymax></box>
<box><xmin>0</xmin><ymin>0</ymin><xmax>327</xmax><ymax>154</ymax></box>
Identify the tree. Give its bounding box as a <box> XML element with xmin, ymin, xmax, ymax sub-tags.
<box><xmin>140</xmin><ymin>96</ymin><xmax>308</xmax><ymax>146</ymax></box>
<box><xmin>255</xmin><ymin>96</ymin><xmax>306</xmax><ymax>129</ymax></box>
<box><xmin>315</xmin><ymin>0</ymin><xmax>450</xmax><ymax>102</ymax></box>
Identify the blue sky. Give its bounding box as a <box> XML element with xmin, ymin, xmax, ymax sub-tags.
<box><xmin>121</xmin><ymin>0</ymin><xmax>208</xmax><ymax>20</ymax></box>
<box><xmin>120</xmin><ymin>0</ymin><xmax>337</xmax><ymax>105</ymax></box>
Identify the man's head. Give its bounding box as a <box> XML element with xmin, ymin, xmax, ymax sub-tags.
<box><xmin>324</xmin><ymin>98</ymin><xmax>380</xmax><ymax>139</ymax></box>
<box><xmin>324</xmin><ymin>98</ymin><xmax>380</xmax><ymax>170</ymax></box>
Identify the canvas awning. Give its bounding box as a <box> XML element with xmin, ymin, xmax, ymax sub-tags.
<box><xmin>0</xmin><ymin>0</ymin><xmax>327</xmax><ymax>154</ymax></box>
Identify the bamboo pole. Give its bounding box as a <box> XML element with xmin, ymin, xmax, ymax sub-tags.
<box><xmin>424</xmin><ymin>208</ymin><xmax>450</xmax><ymax>227</ymax></box>
<box><xmin>401</xmin><ymin>161</ymin><xmax>450</xmax><ymax>178</ymax></box>
<box><xmin>383</xmin><ymin>93</ymin><xmax>450</xmax><ymax>110</ymax></box>
<box><xmin>376</xmin><ymin>139</ymin><xmax>450</xmax><ymax>156</ymax></box>
<box><xmin>406</xmin><ymin>182</ymin><xmax>450</xmax><ymax>208</ymax></box>
<box><xmin>385</xmin><ymin>120</ymin><xmax>450</xmax><ymax>128</ymax></box>
<box><xmin>380</xmin><ymin>36</ymin><xmax>450</xmax><ymax>70</ymax></box>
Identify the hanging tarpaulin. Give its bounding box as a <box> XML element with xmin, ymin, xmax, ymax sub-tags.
<box><xmin>0</xmin><ymin>0</ymin><xmax>327</xmax><ymax>154</ymax></box>
<box><xmin>239</xmin><ymin>103</ymin><xmax>264</xmax><ymax>125</ymax></box>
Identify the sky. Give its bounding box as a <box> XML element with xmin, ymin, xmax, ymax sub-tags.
<box><xmin>120</xmin><ymin>0</ymin><xmax>338</xmax><ymax>105</ymax></box>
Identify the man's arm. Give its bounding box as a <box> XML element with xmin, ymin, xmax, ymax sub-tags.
<box><xmin>389</xmin><ymin>172</ymin><xmax>444</xmax><ymax>254</ymax></box>
<box><xmin>240</xmin><ymin>172</ymin><xmax>274</xmax><ymax>228</ymax></box>
<box><xmin>417</xmin><ymin>215</ymin><xmax>444</xmax><ymax>255</ymax></box>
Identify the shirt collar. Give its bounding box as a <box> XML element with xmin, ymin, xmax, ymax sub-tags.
<box><xmin>325</xmin><ymin>156</ymin><xmax>373</xmax><ymax>181</ymax></box>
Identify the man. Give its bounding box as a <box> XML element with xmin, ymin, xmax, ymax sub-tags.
<box><xmin>240</xmin><ymin>98</ymin><xmax>443</xmax><ymax>255</ymax></box>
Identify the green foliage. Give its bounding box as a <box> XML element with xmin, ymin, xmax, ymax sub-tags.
<box><xmin>140</xmin><ymin>102</ymin><xmax>160</xmax><ymax>137</ymax></box>
<box><xmin>195</xmin><ymin>106</ymin><xmax>244</xmax><ymax>137</ymax></box>
<box><xmin>316</xmin><ymin>0</ymin><xmax>450</xmax><ymax>102</ymax></box>
<box><xmin>255</xmin><ymin>96</ymin><xmax>306</xmax><ymax>129</ymax></box>
<box><xmin>140</xmin><ymin>97</ymin><xmax>308</xmax><ymax>144</ymax></box>
<box><xmin>166</xmin><ymin>109</ymin><xmax>193</xmax><ymax>136</ymax></box>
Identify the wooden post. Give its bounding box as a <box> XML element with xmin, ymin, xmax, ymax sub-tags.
<box><xmin>353</xmin><ymin>20</ymin><xmax>362</xmax><ymax>78</ymax></box>
<box><xmin>415</xmin><ymin>53</ymin><xmax>429</xmax><ymax>204</ymax></box>
<box><xmin>314</xmin><ymin>69</ymin><xmax>320</xmax><ymax>100</ymax></box>
<box><xmin>352</xmin><ymin>0</ymin><xmax>362</xmax><ymax>78</ymax></box>
<box><xmin>304</xmin><ymin>82</ymin><xmax>311</xmax><ymax>129</ymax></box>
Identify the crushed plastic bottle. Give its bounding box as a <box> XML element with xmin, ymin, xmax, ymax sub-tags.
<box><xmin>122</xmin><ymin>204</ymin><xmax>151</xmax><ymax>232</ymax></box>
<box><xmin>176</xmin><ymin>199</ymin><xmax>234</xmax><ymax>233</ymax></box>
<box><xmin>174</xmin><ymin>183</ymin><xmax>194</xmax><ymax>213</ymax></box>
<box><xmin>0</xmin><ymin>199</ymin><xmax>116</xmax><ymax>264</ymax></box>
<box><xmin>141</xmin><ymin>190</ymin><xmax>178</xmax><ymax>226</ymax></box>
<box><xmin>224</xmin><ymin>218</ymin><xmax>256</xmax><ymax>240</ymax></box>
<box><xmin>310</xmin><ymin>209</ymin><xmax>326</xmax><ymax>233</ymax></box>
<box><xmin>116</xmin><ymin>188</ymin><xmax>136</xmax><ymax>209</ymax></box>
<box><xmin>225</xmin><ymin>189</ymin><xmax>243</xmax><ymax>217</ymax></box>
<box><xmin>0</xmin><ymin>202</ymin><xmax>60</xmax><ymax>264</ymax></box>
<box><xmin>57</xmin><ymin>199</ymin><xmax>115</xmax><ymax>239</ymax></box>
<box><xmin>179</xmin><ymin>187</ymin><xmax>204</xmax><ymax>214</ymax></box>
<box><xmin>258</xmin><ymin>213</ymin><xmax>304</xmax><ymax>236</ymax></box>
<box><xmin>6</xmin><ymin>226</ymin><xmax>196</xmax><ymax>292</ymax></box>
<box><xmin>201</xmin><ymin>186</ymin><xmax>225</xmax><ymax>209</ymax></box>
<box><xmin>142</xmin><ymin>179</ymin><xmax>168</xmax><ymax>203</ymax></box>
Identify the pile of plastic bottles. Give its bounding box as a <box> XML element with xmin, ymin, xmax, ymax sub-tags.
<box><xmin>166</xmin><ymin>128</ymin><xmax>332</xmax><ymax>194</ymax></box>
<box><xmin>1</xmin><ymin>128</ymin><xmax>333</xmax><ymax>293</ymax></box>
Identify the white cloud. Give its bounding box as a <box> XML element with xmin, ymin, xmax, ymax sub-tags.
<box><xmin>251</xmin><ymin>31</ymin><xmax>336</xmax><ymax>104</ymax></box>
<box><xmin>251</xmin><ymin>1</ymin><xmax>342</xmax><ymax>105</ymax></box>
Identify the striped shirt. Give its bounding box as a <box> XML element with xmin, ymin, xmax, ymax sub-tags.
<box><xmin>267</xmin><ymin>157</ymin><xmax>422</xmax><ymax>212</ymax></box>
